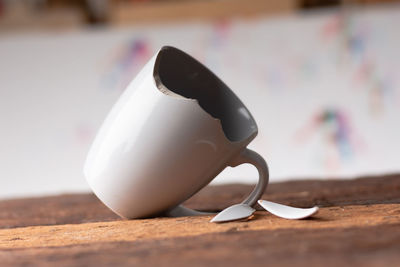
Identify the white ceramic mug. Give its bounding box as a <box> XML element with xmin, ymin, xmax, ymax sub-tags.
<box><xmin>84</xmin><ymin>46</ymin><xmax>269</xmax><ymax>219</ymax></box>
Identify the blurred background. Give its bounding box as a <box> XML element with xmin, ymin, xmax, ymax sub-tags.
<box><xmin>1</xmin><ymin>0</ymin><xmax>399</xmax><ymax>199</ymax></box>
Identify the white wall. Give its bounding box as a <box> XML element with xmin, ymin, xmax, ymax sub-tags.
<box><xmin>1</xmin><ymin>6</ymin><xmax>399</xmax><ymax>198</ymax></box>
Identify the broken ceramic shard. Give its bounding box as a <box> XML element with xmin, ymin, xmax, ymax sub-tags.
<box><xmin>210</xmin><ymin>204</ymin><xmax>256</xmax><ymax>223</ymax></box>
<box><xmin>210</xmin><ymin>200</ymin><xmax>319</xmax><ymax>223</ymax></box>
<box><xmin>258</xmin><ymin>200</ymin><xmax>319</xmax><ymax>220</ymax></box>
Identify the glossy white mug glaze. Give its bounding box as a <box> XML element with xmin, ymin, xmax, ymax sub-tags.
<box><xmin>84</xmin><ymin>46</ymin><xmax>268</xmax><ymax>219</ymax></box>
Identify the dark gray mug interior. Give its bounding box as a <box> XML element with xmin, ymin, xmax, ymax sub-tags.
<box><xmin>154</xmin><ymin>46</ymin><xmax>257</xmax><ymax>142</ymax></box>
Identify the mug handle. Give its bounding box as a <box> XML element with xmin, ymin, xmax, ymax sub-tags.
<box><xmin>165</xmin><ymin>148</ymin><xmax>269</xmax><ymax>217</ymax></box>
<box><xmin>228</xmin><ymin>148</ymin><xmax>269</xmax><ymax>207</ymax></box>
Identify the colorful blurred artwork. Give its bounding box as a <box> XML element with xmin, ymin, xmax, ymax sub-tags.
<box><xmin>101</xmin><ymin>39</ymin><xmax>153</xmax><ymax>91</ymax></box>
<box><xmin>295</xmin><ymin>108</ymin><xmax>364</xmax><ymax>171</ymax></box>
<box><xmin>1</xmin><ymin>5</ymin><xmax>400</xmax><ymax>198</ymax></box>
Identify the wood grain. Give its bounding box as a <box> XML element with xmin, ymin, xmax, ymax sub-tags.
<box><xmin>0</xmin><ymin>174</ymin><xmax>399</xmax><ymax>266</ymax></box>
<box><xmin>1</xmin><ymin>203</ymin><xmax>399</xmax><ymax>249</ymax></box>
<box><xmin>1</xmin><ymin>174</ymin><xmax>399</xmax><ymax>229</ymax></box>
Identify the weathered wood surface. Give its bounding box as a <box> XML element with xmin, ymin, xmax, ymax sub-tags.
<box><xmin>0</xmin><ymin>174</ymin><xmax>400</xmax><ymax>266</ymax></box>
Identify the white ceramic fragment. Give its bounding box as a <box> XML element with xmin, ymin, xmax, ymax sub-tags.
<box><xmin>210</xmin><ymin>204</ymin><xmax>255</xmax><ymax>223</ymax></box>
<box><xmin>258</xmin><ymin>200</ymin><xmax>319</xmax><ymax>220</ymax></box>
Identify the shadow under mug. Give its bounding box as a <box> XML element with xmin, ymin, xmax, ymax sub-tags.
<box><xmin>84</xmin><ymin>46</ymin><xmax>269</xmax><ymax>219</ymax></box>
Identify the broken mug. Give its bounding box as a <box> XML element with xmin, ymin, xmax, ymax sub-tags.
<box><xmin>84</xmin><ymin>46</ymin><xmax>318</xmax><ymax>222</ymax></box>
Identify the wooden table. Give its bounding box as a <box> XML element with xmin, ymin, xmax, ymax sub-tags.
<box><xmin>1</xmin><ymin>174</ymin><xmax>399</xmax><ymax>266</ymax></box>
